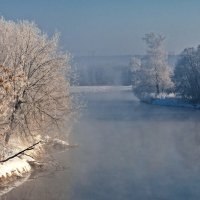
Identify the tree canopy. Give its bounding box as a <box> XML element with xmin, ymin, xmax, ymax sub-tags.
<box><xmin>0</xmin><ymin>18</ymin><xmax>72</xmax><ymax>146</ymax></box>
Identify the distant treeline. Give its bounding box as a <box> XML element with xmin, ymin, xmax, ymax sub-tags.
<box><xmin>72</xmin><ymin>55</ymin><xmax>177</xmax><ymax>86</ymax></box>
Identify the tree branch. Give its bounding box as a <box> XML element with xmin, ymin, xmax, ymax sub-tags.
<box><xmin>0</xmin><ymin>141</ymin><xmax>41</xmax><ymax>163</ymax></box>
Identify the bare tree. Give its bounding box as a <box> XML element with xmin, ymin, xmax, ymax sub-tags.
<box><xmin>0</xmin><ymin>18</ymin><xmax>72</xmax><ymax>146</ymax></box>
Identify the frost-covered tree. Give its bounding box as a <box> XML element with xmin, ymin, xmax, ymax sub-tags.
<box><xmin>131</xmin><ymin>33</ymin><xmax>173</xmax><ymax>98</ymax></box>
<box><xmin>142</xmin><ymin>33</ymin><xmax>173</xmax><ymax>95</ymax></box>
<box><xmin>130</xmin><ymin>55</ymin><xmax>155</xmax><ymax>96</ymax></box>
<box><xmin>130</xmin><ymin>56</ymin><xmax>151</xmax><ymax>97</ymax></box>
<box><xmin>0</xmin><ymin>18</ymin><xmax>72</xmax><ymax>145</ymax></box>
<box><xmin>130</xmin><ymin>56</ymin><xmax>141</xmax><ymax>88</ymax></box>
<box><xmin>174</xmin><ymin>46</ymin><xmax>200</xmax><ymax>102</ymax></box>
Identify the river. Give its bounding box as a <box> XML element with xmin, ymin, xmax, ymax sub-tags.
<box><xmin>3</xmin><ymin>86</ymin><xmax>200</xmax><ymax>200</ymax></box>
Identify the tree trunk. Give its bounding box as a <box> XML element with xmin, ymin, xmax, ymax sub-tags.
<box><xmin>155</xmin><ymin>72</ymin><xmax>160</xmax><ymax>95</ymax></box>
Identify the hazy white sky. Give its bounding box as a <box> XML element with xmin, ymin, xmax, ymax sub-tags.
<box><xmin>1</xmin><ymin>0</ymin><xmax>200</xmax><ymax>56</ymax></box>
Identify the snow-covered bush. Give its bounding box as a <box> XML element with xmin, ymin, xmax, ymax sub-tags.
<box><xmin>131</xmin><ymin>33</ymin><xmax>173</xmax><ymax>98</ymax></box>
<box><xmin>174</xmin><ymin>46</ymin><xmax>200</xmax><ymax>103</ymax></box>
<box><xmin>0</xmin><ymin>18</ymin><xmax>72</xmax><ymax>147</ymax></box>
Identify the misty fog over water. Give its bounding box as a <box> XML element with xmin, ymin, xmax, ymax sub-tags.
<box><xmin>73</xmin><ymin>55</ymin><xmax>177</xmax><ymax>86</ymax></box>
<box><xmin>4</xmin><ymin>86</ymin><xmax>200</xmax><ymax>200</ymax></box>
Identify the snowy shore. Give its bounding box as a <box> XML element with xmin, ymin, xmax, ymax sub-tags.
<box><xmin>141</xmin><ymin>93</ymin><xmax>200</xmax><ymax>109</ymax></box>
<box><xmin>152</xmin><ymin>98</ymin><xmax>200</xmax><ymax>109</ymax></box>
<box><xmin>0</xmin><ymin>137</ymin><xmax>70</xmax><ymax>196</ymax></box>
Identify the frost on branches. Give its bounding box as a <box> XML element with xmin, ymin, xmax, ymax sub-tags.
<box><xmin>0</xmin><ymin>18</ymin><xmax>72</xmax><ymax>157</ymax></box>
<box><xmin>174</xmin><ymin>46</ymin><xmax>200</xmax><ymax>103</ymax></box>
<box><xmin>131</xmin><ymin>33</ymin><xmax>173</xmax><ymax>99</ymax></box>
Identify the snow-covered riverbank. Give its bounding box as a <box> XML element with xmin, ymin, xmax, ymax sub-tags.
<box><xmin>0</xmin><ymin>137</ymin><xmax>71</xmax><ymax>197</ymax></box>
<box><xmin>152</xmin><ymin>98</ymin><xmax>200</xmax><ymax>109</ymax></box>
<box><xmin>0</xmin><ymin>157</ymin><xmax>32</xmax><ymax>179</ymax></box>
<box><xmin>141</xmin><ymin>93</ymin><xmax>200</xmax><ymax>109</ymax></box>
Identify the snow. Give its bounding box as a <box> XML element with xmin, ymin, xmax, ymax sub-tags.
<box><xmin>152</xmin><ymin>98</ymin><xmax>200</xmax><ymax>109</ymax></box>
<box><xmin>43</xmin><ymin>136</ymin><xmax>70</xmax><ymax>151</ymax></box>
<box><xmin>0</xmin><ymin>144</ymin><xmax>36</xmax><ymax>181</ymax></box>
<box><xmin>0</xmin><ymin>157</ymin><xmax>31</xmax><ymax>178</ymax></box>
<box><xmin>142</xmin><ymin>93</ymin><xmax>200</xmax><ymax>109</ymax></box>
<box><xmin>0</xmin><ymin>174</ymin><xmax>30</xmax><ymax>196</ymax></box>
<box><xmin>0</xmin><ymin>136</ymin><xmax>70</xmax><ymax>197</ymax></box>
<box><xmin>0</xmin><ymin>137</ymin><xmax>70</xmax><ymax>181</ymax></box>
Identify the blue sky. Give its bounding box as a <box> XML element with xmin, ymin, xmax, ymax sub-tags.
<box><xmin>1</xmin><ymin>0</ymin><xmax>200</xmax><ymax>56</ymax></box>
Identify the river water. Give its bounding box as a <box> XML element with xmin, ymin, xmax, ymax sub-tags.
<box><xmin>3</xmin><ymin>86</ymin><xmax>200</xmax><ymax>200</ymax></box>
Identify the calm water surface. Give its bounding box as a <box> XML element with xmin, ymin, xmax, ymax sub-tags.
<box><xmin>3</xmin><ymin>87</ymin><xmax>200</xmax><ymax>200</ymax></box>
